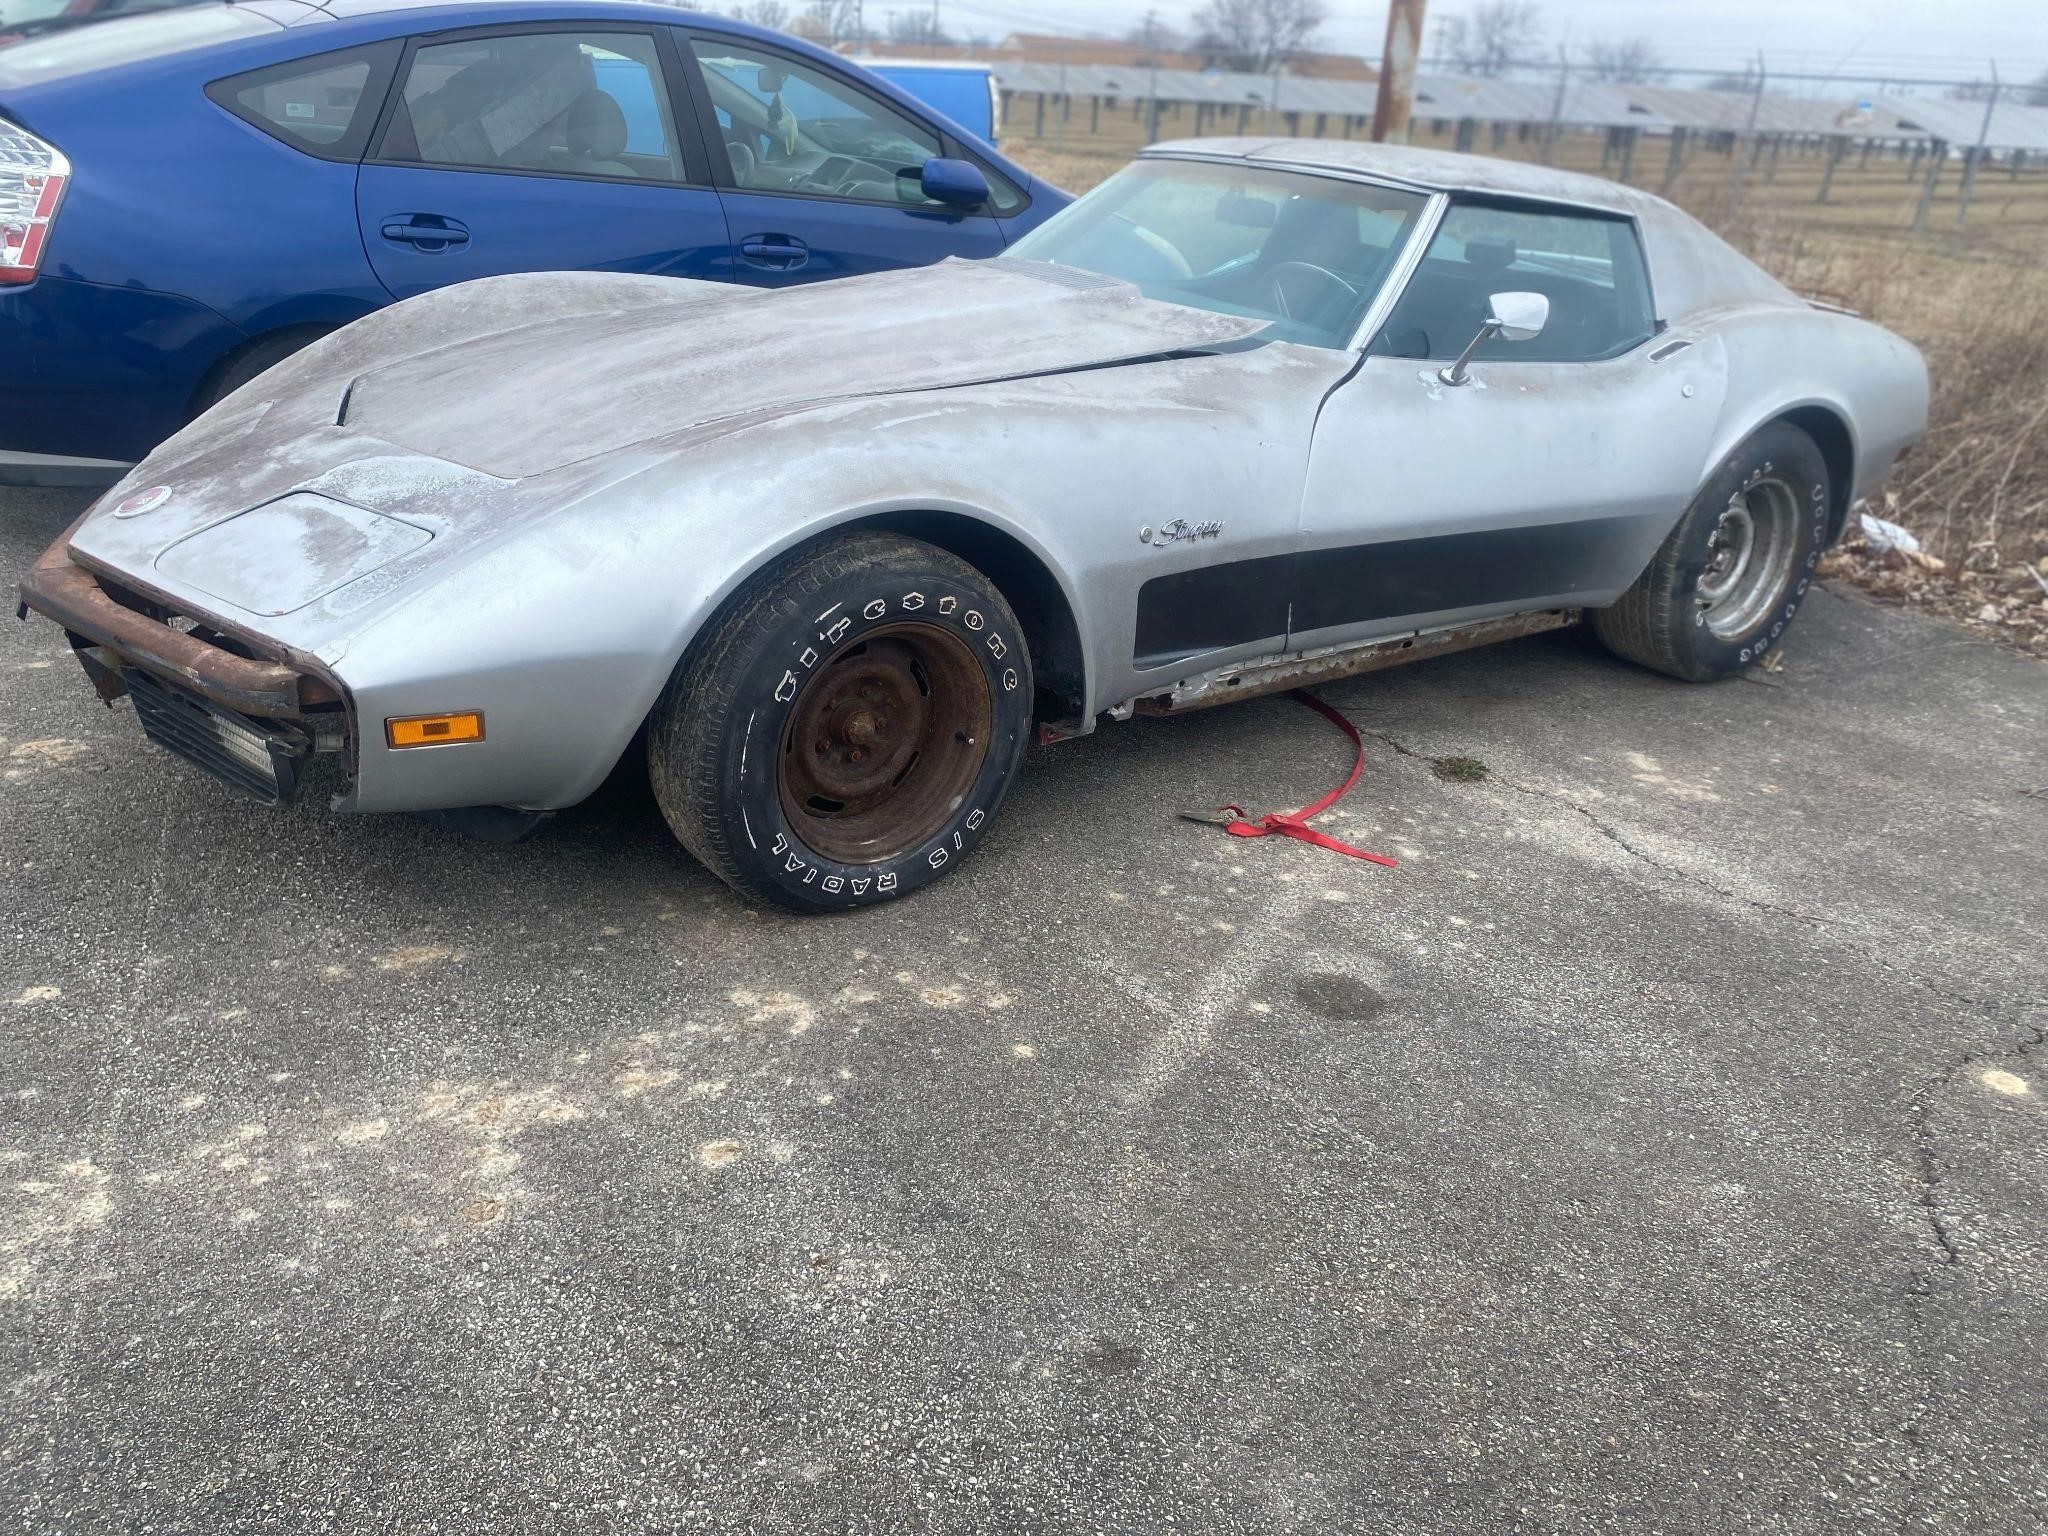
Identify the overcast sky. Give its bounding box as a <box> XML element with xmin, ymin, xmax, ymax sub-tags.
<box><xmin>922</xmin><ymin>0</ymin><xmax>2048</xmax><ymax>86</ymax></box>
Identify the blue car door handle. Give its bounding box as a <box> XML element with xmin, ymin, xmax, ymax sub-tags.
<box><xmin>739</xmin><ymin>234</ymin><xmax>809</xmax><ymax>271</ymax></box>
<box><xmin>380</xmin><ymin>216</ymin><xmax>470</xmax><ymax>251</ymax></box>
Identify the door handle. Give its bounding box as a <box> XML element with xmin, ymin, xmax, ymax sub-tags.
<box><xmin>380</xmin><ymin>216</ymin><xmax>470</xmax><ymax>251</ymax></box>
<box><xmin>739</xmin><ymin>234</ymin><xmax>809</xmax><ymax>270</ymax></box>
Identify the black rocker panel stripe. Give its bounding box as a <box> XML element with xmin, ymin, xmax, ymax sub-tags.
<box><xmin>1133</xmin><ymin>553</ymin><xmax>1293</xmax><ymax>670</ymax></box>
<box><xmin>1135</xmin><ymin>517</ymin><xmax>1658</xmax><ymax>669</ymax></box>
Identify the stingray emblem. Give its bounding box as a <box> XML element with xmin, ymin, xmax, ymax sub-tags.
<box><xmin>110</xmin><ymin>485</ymin><xmax>173</xmax><ymax>519</ymax></box>
<box><xmin>1145</xmin><ymin>518</ymin><xmax>1224</xmax><ymax>548</ymax></box>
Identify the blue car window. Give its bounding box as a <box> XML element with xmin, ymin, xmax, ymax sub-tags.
<box><xmin>226</xmin><ymin>56</ymin><xmax>371</xmax><ymax>151</ymax></box>
<box><xmin>688</xmin><ymin>36</ymin><xmax>973</xmax><ymax>211</ymax></box>
<box><xmin>208</xmin><ymin>41</ymin><xmax>400</xmax><ymax>162</ymax></box>
<box><xmin>386</xmin><ymin>32</ymin><xmax>684</xmax><ymax>183</ymax></box>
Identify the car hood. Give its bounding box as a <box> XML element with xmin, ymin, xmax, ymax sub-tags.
<box><xmin>337</xmin><ymin>257</ymin><xmax>1271</xmax><ymax>480</ymax></box>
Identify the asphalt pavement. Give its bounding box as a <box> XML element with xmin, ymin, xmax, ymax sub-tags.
<box><xmin>3</xmin><ymin>483</ymin><xmax>2044</xmax><ymax>1534</ymax></box>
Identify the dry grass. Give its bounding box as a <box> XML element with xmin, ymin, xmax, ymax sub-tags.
<box><xmin>1007</xmin><ymin>136</ymin><xmax>2048</xmax><ymax>654</ymax></box>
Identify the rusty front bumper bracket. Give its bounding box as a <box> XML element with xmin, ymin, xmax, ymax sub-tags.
<box><xmin>17</xmin><ymin>539</ymin><xmax>335</xmax><ymax>719</ymax></box>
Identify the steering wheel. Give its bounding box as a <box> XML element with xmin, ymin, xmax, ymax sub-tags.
<box><xmin>1266</xmin><ymin>261</ymin><xmax>1361</xmax><ymax>325</ymax></box>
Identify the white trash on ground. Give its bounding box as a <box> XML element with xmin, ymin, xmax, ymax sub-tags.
<box><xmin>1858</xmin><ymin>511</ymin><xmax>1922</xmax><ymax>557</ymax></box>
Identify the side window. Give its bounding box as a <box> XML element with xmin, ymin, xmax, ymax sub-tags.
<box><xmin>688</xmin><ymin>36</ymin><xmax>976</xmax><ymax>210</ymax></box>
<box><xmin>1373</xmin><ymin>202</ymin><xmax>1657</xmax><ymax>364</ymax></box>
<box><xmin>207</xmin><ymin>42</ymin><xmax>399</xmax><ymax>161</ymax></box>
<box><xmin>378</xmin><ymin>31</ymin><xmax>687</xmax><ymax>183</ymax></box>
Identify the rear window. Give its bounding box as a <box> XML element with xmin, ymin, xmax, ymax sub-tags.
<box><xmin>0</xmin><ymin>5</ymin><xmax>274</xmax><ymax>86</ymax></box>
<box><xmin>208</xmin><ymin>41</ymin><xmax>397</xmax><ymax>159</ymax></box>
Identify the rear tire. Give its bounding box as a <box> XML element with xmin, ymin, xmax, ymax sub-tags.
<box><xmin>648</xmin><ymin>532</ymin><xmax>1034</xmax><ymax>912</ymax></box>
<box><xmin>191</xmin><ymin>327</ymin><xmax>327</xmax><ymax>416</ymax></box>
<box><xmin>1593</xmin><ymin>422</ymin><xmax>1830</xmax><ymax>682</ymax></box>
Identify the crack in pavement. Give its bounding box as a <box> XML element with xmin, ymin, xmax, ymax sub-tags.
<box><xmin>1906</xmin><ymin>1017</ymin><xmax>2048</xmax><ymax>1282</ymax></box>
<box><xmin>1353</xmin><ymin>714</ymin><xmax>2042</xmax><ymax>1282</ymax></box>
<box><xmin>1357</xmin><ymin>726</ymin><xmax>1829</xmax><ymax>926</ymax></box>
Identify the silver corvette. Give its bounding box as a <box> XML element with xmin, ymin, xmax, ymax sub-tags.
<box><xmin>22</xmin><ymin>139</ymin><xmax>1927</xmax><ymax>910</ymax></box>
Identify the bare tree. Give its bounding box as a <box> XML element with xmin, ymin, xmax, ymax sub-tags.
<box><xmin>2029</xmin><ymin>68</ymin><xmax>2048</xmax><ymax>107</ymax></box>
<box><xmin>886</xmin><ymin>11</ymin><xmax>952</xmax><ymax>46</ymax></box>
<box><xmin>793</xmin><ymin>0</ymin><xmax>866</xmax><ymax>43</ymax></box>
<box><xmin>1434</xmin><ymin>1</ymin><xmax>1543</xmax><ymax>78</ymax></box>
<box><xmin>1946</xmin><ymin>78</ymin><xmax>1997</xmax><ymax>102</ymax></box>
<box><xmin>1127</xmin><ymin>10</ymin><xmax>1184</xmax><ymax>57</ymax></box>
<box><xmin>729</xmin><ymin>0</ymin><xmax>792</xmax><ymax>28</ymax></box>
<box><xmin>1192</xmin><ymin>0</ymin><xmax>1328</xmax><ymax>74</ymax></box>
<box><xmin>1585</xmin><ymin>35</ymin><xmax>1661</xmax><ymax>84</ymax></box>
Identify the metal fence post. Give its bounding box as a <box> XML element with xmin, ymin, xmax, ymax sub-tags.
<box><xmin>1728</xmin><ymin>54</ymin><xmax>1766</xmax><ymax>218</ymax></box>
<box><xmin>1956</xmin><ymin>67</ymin><xmax>1998</xmax><ymax>228</ymax></box>
<box><xmin>1055</xmin><ymin>46</ymin><xmax>1067</xmax><ymax>152</ymax></box>
<box><xmin>1816</xmin><ymin>134</ymin><xmax>1847</xmax><ymax>203</ymax></box>
<box><xmin>1145</xmin><ymin>62</ymin><xmax>1161</xmax><ymax>144</ymax></box>
<box><xmin>1541</xmin><ymin>45</ymin><xmax>1568</xmax><ymax>165</ymax></box>
<box><xmin>1913</xmin><ymin>137</ymin><xmax>1947</xmax><ymax>232</ymax></box>
<box><xmin>1662</xmin><ymin>125</ymin><xmax>1687</xmax><ymax>194</ymax></box>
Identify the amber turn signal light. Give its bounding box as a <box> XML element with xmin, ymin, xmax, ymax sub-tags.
<box><xmin>385</xmin><ymin>712</ymin><xmax>484</xmax><ymax>749</ymax></box>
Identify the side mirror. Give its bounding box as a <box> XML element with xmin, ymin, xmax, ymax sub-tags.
<box><xmin>1439</xmin><ymin>290</ymin><xmax>1550</xmax><ymax>386</ymax></box>
<box><xmin>756</xmin><ymin>68</ymin><xmax>785</xmax><ymax>93</ymax></box>
<box><xmin>919</xmin><ymin>157</ymin><xmax>990</xmax><ymax>208</ymax></box>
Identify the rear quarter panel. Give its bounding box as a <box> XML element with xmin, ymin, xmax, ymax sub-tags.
<box><xmin>1694</xmin><ymin>304</ymin><xmax>1928</xmax><ymax>512</ymax></box>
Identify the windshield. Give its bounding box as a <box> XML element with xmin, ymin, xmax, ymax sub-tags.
<box><xmin>1007</xmin><ymin>159</ymin><xmax>1430</xmax><ymax>349</ymax></box>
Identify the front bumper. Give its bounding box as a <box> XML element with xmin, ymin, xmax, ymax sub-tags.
<box><xmin>18</xmin><ymin>538</ymin><xmax>350</xmax><ymax>803</ymax></box>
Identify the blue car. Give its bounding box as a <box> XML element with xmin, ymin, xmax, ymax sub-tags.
<box><xmin>0</xmin><ymin>0</ymin><xmax>1066</xmax><ymax>486</ymax></box>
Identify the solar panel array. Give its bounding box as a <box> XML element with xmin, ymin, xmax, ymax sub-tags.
<box><xmin>988</xmin><ymin>61</ymin><xmax>2048</xmax><ymax>153</ymax></box>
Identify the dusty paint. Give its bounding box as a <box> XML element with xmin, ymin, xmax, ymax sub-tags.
<box><xmin>697</xmin><ymin>1140</ymin><xmax>744</xmax><ymax>1169</ymax></box>
<box><xmin>1981</xmin><ymin>1069</ymin><xmax>2029</xmax><ymax>1096</ymax></box>
<box><xmin>8</xmin><ymin>986</ymin><xmax>60</xmax><ymax>1006</ymax></box>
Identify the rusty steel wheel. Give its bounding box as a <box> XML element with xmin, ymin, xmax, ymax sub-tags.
<box><xmin>777</xmin><ymin>623</ymin><xmax>992</xmax><ymax>865</ymax></box>
<box><xmin>648</xmin><ymin>531</ymin><xmax>1034</xmax><ymax>912</ymax></box>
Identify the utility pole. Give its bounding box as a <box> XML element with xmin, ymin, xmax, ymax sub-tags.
<box><xmin>1370</xmin><ymin>0</ymin><xmax>1426</xmax><ymax>144</ymax></box>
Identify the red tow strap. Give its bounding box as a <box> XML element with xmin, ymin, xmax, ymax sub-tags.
<box><xmin>1181</xmin><ymin>690</ymin><xmax>1398</xmax><ymax>868</ymax></box>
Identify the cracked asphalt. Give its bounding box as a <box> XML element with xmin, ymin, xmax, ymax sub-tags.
<box><xmin>3</xmin><ymin>483</ymin><xmax>2044</xmax><ymax>1534</ymax></box>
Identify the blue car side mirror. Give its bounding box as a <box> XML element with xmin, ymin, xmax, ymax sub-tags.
<box><xmin>920</xmin><ymin>157</ymin><xmax>990</xmax><ymax>208</ymax></box>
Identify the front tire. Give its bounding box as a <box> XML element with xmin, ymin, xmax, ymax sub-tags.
<box><xmin>1593</xmin><ymin>421</ymin><xmax>1831</xmax><ymax>681</ymax></box>
<box><xmin>648</xmin><ymin>532</ymin><xmax>1034</xmax><ymax>912</ymax></box>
